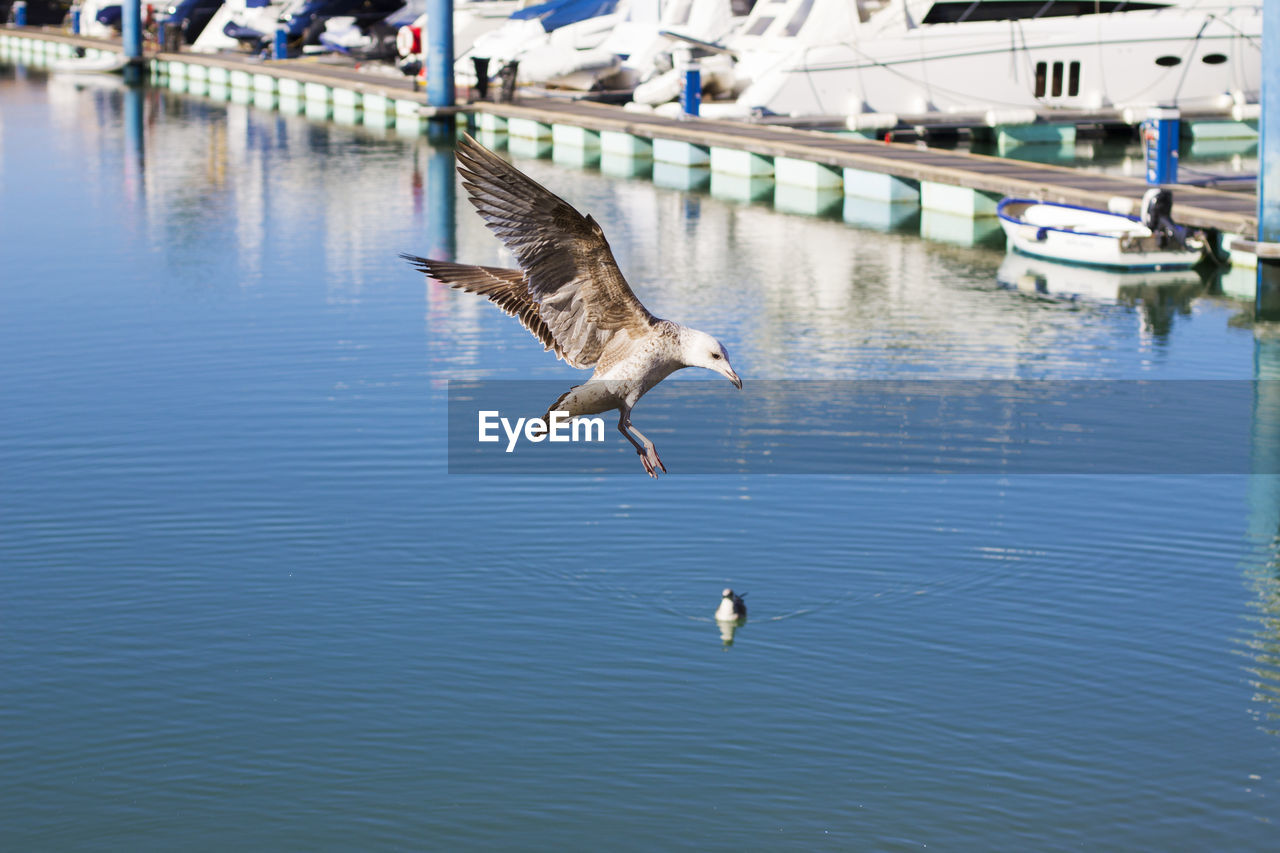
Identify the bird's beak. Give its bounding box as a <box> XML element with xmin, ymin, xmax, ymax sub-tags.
<box><xmin>725</xmin><ymin>367</ymin><xmax>742</xmax><ymax>390</ymax></box>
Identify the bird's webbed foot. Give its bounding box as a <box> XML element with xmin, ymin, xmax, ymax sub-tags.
<box><xmin>628</xmin><ymin>423</ymin><xmax>665</xmax><ymax>478</ymax></box>
<box><xmin>637</xmin><ymin>444</ymin><xmax>666</xmax><ymax>478</ymax></box>
<box><xmin>619</xmin><ymin>413</ymin><xmax>666</xmax><ymax>478</ymax></box>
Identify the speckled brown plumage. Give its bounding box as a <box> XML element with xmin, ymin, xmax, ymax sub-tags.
<box><xmin>400</xmin><ymin>134</ymin><xmax>741</xmax><ymax>478</ymax></box>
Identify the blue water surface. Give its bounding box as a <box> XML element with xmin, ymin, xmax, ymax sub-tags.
<box><xmin>2</xmin><ymin>66</ymin><xmax>1279</xmax><ymax>850</ymax></box>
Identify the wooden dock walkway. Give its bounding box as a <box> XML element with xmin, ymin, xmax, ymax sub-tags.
<box><xmin>1</xmin><ymin>25</ymin><xmax>1260</xmax><ymax>240</ymax></box>
<box><xmin>469</xmin><ymin>98</ymin><xmax>1259</xmax><ymax>238</ymax></box>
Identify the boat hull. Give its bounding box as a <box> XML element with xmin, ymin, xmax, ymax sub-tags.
<box><xmin>997</xmin><ymin>199</ymin><xmax>1201</xmax><ymax>271</ymax></box>
<box><xmin>721</xmin><ymin>1</ymin><xmax>1261</xmax><ymax>118</ymax></box>
<box><xmin>49</xmin><ymin>53</ymin><xmax>129</xmax><ymax>74</ymax></box>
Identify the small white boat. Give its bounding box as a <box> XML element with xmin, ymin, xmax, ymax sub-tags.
<box><xmin>49</xmin><ymin>52</ymin><xmax>130</xmax><ymax>74</ymax></box>
<box><xmin>996</xmin><ymin>192</ymin><xmax>1205</xmax><ymax>271</ymax></box>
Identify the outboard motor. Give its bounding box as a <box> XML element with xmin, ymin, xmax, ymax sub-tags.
<box><xmin>1139</xmin><ymin>187</ymin><xmax>1222</xmax><ymax>265</ymax></box>
<box><xmin>1141</xmin><ymin>187</ymin><xmax>1185</xmax><ymax>250</ymax></box>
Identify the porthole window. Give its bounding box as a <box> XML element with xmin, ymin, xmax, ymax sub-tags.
<box><xmin>1202</xmin><ymin>53</ymin><xmax>1228</xmax><ymax>65</ymax></box>
<box><xmin>1155</xmin><ymin>55</ymin><xmax>1182</xmax><ymax>67</ymax></box>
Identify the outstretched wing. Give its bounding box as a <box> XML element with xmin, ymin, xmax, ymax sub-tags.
<box><xmin>401</xmin><ymin>255</ymin><xmax>566</xmax><ymax>361</ymax></box>
<box><xmin>454</xmin><ymin>134</ymin><xmax>656</xmax><ymax>368</ymax></box>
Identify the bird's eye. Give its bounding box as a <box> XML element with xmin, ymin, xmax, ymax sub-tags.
<box><xmin>711</xmin><ymin>352</ymin><xmax>722</xmax><ymax>360</ymax></box>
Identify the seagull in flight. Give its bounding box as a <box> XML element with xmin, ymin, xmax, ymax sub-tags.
<box><xmin>403</xmin><ymin>134</ymin><xmax>741</xmax><ymax>477</ymax></box>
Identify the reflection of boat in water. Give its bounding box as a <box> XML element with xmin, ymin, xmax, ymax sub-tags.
<box><xmin>997</xmin><ymin>251</ymin><xmax>1204</xmax><ymax>303</ymax></box>
<box><xmin>997</xmin><ymin>191</ymin><xmax>1207</xmax><ymax>271</ymax></box>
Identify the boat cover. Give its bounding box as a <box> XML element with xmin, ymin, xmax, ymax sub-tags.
<box><xmin>510</xmin><ymin>0</ymin><xmax>619</xmax><ymax>33</ymax></box>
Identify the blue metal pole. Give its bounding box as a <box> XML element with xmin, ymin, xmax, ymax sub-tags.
<box><xmin>1259</xmin><ymin>0</ymin><xmax>1280</xmax><ymax>320</ymax></box>
<box><xmin>1142</xmin><ymin>109</ymin><xmax>1179</xmax><ymax>185</ymax></box>
<box><xmin>426</xmin><ymin>0</ymin><xmax>455</xmax><ymax>108</ymax></box>
<box><xmin>122</xmin><ymin>0</ymin><xmax>142</xmax><ymax>62</ymax></box>
<box><xmin>682</xmin><ymin>62</ymin><xmax>701</xmax><ymax>117</ymax></box>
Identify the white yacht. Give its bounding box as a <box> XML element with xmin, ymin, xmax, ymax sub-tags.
<box><xmin>455</xmin><ymin>0</ymin><xmax>631</xmax><ymax>90</ymax></box>
<box><xmin>190</xmin><ymin>0</ymin><xmax>407</xmax><ymax>54</ymax></box>
<box><xmin>455</xmin><ymin>0</ymin><xmax>748</xmax><ymax>94</ymax></box>
<box><xmin>393</xmin><ymin>0</ymin><xmax>525</xmax><ymax>64</ymax></box>
<box><xmin>675</xmin><ymin>0</ymin><xmax>1261</xmax><ymax>119</ymax></box>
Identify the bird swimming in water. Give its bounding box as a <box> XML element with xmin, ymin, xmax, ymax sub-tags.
<box><xmin>402</xmin><ymin>134</ymin><xmax>742</xmax><ymax>478</ymax></box>
<box><xmin>716</xmin><ymin>588</ymin><xmax>747</xmax><ymax>622</ymax></box>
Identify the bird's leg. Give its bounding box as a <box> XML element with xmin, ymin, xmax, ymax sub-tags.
<box><xmin>616</xmin><ymin>412</ymin><xmax>656</xmax><ymax>477</ymax></box>
<box><xmin>628</xmin><ymin>424</ymin><xmax>665</xmax><ymax>475</ymax></box>
<box><xmin>617</xmin><ymin>410</ymin><xmax>665</xmax><ymax>478</ymax></box>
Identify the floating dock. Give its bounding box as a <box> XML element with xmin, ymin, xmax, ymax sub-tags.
<box><xmin>466</xmin><ymin>98</ymin><xmax>1257</xmax><ymax>235</ymax></box>
<box><xmin>0</xmin><ymin>25</ymin><xmax>1262</xmax><ymax>270</ymax></box>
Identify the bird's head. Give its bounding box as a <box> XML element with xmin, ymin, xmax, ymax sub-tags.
<box><xmin>723</xmin><ymin>588</ymin><xmax>735</xmax><ymax>599</ymax></box>
<box><xmin>681</xmin><ymin>329</ymin><xmax>742</xmax><ymax>389</ymax></box>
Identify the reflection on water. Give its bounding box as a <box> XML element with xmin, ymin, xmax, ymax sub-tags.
<box><xmin>995</xmin><ymin>253</ymin><xmax>1213</xmax><ymax>339</ymax></box>
<box><xmin>1242</xmin><ymin>536</ymin><xmax>1280</xmax><ymax>736</ymax></box>
<box><xmin>122</xmin><ymin>84</ymin><xmax>143</xmax><ymax>202</ymax></box>
<box><xmin>425</xmin><ymin>143</ymin><xmax>457</xmax><ymax>262</ymax></box>
<box><xmin>1244</xmin><ymin>342</ymin><xmax>1280</xmax><ymax>736</ymax></box>
<box><xmin>716</xmin><ymin>617</ymin><xmax>744</xmax><ymax>648</ymax></box>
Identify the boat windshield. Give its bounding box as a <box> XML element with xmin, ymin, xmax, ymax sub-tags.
<box><xmin>783</xmin><ymin>0</ymin><xmax>816</xmax><ymax>35</ymax></box>
<box><xmin>666</xmin><ymin>0</ymin><xmax>692</xmax><ymax>26</ymax></box>
<box><xmin>921</xmin><ymin>0</ymin><xmax>1170</xmax><ymax>24</ymax></box>
<box><xmin>739</xmin><ymin>0</ymin><xmax>821</xmax><ymax>38</ymax></box>
<box><xmin>510</xmin><ymin>0</ymin><xmax>621</xmax><ymax>32</ymax></box>
<box><xmin>857</xmin><ymin>0</ymin><xmax>891</xmax><ymax>23</ymax></box>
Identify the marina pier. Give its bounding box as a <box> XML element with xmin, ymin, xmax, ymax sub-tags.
<box><xmin>0</xmin><ymin>22</ymin><xmax>1266</xmax><ymax>274</ymax></box>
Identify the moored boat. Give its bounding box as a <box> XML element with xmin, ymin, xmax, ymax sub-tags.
<box><xmin>996</xmin><ymin>192</ymin><xmax>1206</xmax><ymax>271</ymax></box>
<box><xmin>48</xmin><ymin>51</ymin><xmax>130</xmax><ymax>73</ymax></box>
<box><xmin>654</xmin><ymin>0</ymin><xmax>1261</xmax><ymax>120</ymax></box>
